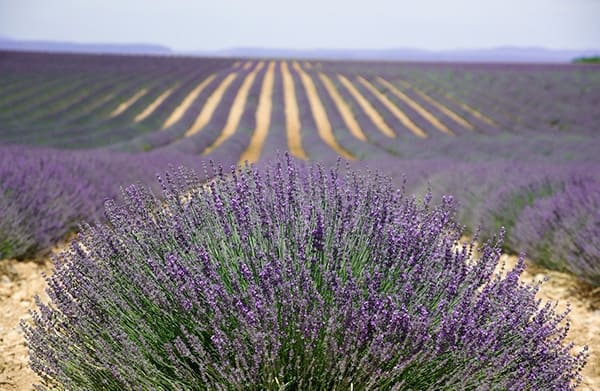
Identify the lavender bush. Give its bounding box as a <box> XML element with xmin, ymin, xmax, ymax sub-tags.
<box><xmin>0</xmin><ymin>145</ymin><xmax>214</xmax><ymax>260</ymax></box>
<box><xmin>25</xmin><ymin>155</ymin><xmax>586</xmax><ymax>390</ymax></box>
<box><xmin>512</xmin><ymin>177</ymin><xmax>600</xmax><ymax>286</ymax></box>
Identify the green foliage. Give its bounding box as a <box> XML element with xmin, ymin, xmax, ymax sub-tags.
<box><xmin>573</xmin><ymin>56</ymin><xmax>600</xmax><ymax>64</ymax></box>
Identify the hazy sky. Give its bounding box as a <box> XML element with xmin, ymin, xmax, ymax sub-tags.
<box><xmin>0</xmin><ymin>0</ymin><xmax>598</xmax><ymax>51</ymax></box>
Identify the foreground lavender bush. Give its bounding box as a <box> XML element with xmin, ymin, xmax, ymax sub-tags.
<box><xmin>512</xmin><ymin>177</ymin><xmax>600</xmax><ymax>286</ymax></box>
<box><xmin>25</xmin><ymin>155</ymin><xmax>587</xmax><ymax>390</ymax></box>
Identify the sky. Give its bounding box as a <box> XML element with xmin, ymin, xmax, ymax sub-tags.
<box><xmin>0</xmin><ymin>0</ymin><xmax>598</xmax><ymax>51</ymax></box>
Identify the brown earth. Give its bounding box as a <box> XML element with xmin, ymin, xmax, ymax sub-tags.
<box><xmin>162</xmin><ymin>76</ymin><xmax>216</xmax><ymax>129</ymax></box>
<box><xmin>1</xmin><ymin>249</ymin><xmax>598</xmax><ymax>390</ymax></box>
<box><xmin>134</xmin><ymin>86</ymin><xmax>176</xmax><ymax>123</ymax></box>
<box><xmin>499</xmin><ymin>254</ymin><xmax>600</xmax><ymax>390</ymax></box>
<box><xmin>203</xmin><ymin>62</ymin><xmax>264</xmax><ymax>156</ymax></box>
<box><xmin>110</xmin><ymin>88</ymin><xmax>148</xmax><ymax>118</ymax></box>
<box><xmin>238</xmin><ymin>61</ymin><xmax>277</xmax><ymax>164</ymax></box>
<box><xmin>292</xmin><ymin>62</ymin><xmax>355</xmax><ymax>160</ymax></box>
<box><xmin>281</xmin><ymin>61</ymin><xmax>309</xmax><ymax>160</ymax></box>
<box><xmin>184</xmin><ymin>73</ymin><xmax>239</xmax><ymax>137</ymax></box>
<box><xmin>336</xmin><ymin>73</ymin><xmax>396</xmax><ymax>139</ymax></box>
<box><xmin>356</xmin><ymin>76</ymin><xmax>429</xmax><ymax>138</ymax></box>
<box><xmin>373</xmin><ymin>76</ymin><xmax>452</xmax><ymax>136</ymax></box>
<box><xmin>318</xmin><ymin>72</ymin><xmax>367</xmax><ymax>142</ymax></box>
<box><xmin>0</xmin><ymin>260</ymin><xmax>49</xmax><ymax>390</ymax></box>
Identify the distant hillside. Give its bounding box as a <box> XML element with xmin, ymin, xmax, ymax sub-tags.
<box><xmin>206</xmin><ymin>47</ymin><xmax>600</xmax><ymax>63</ymax></box>
<box><xmin>0</xmin><ymin>37</ymin><xmax>171</xmax><ymax>55</ymax></box>
<box><xmin>1</xmin><ymin>38</ymin><xmax>597</xmax><ymax>63</ymax></box>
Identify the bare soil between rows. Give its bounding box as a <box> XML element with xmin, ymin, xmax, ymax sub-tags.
<box><xmin>1</xmin><ymin>248</ymin><xmax>598</xmax><ymax>390</ymax></box>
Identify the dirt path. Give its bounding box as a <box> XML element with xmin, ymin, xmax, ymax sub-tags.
<box><xmin>318</xmin><ymin>72</ymin><xmax>367</xmax><ymax>142</ymax></box>
<box><xmin>374</xmin><ymin>77</ymin><xmax>453</xmax><ymax>136</ymax></box>
<box><xmin>336</xmin><ymin>74</ymin><xmax>396</xmax><ymax>138</ymax></box>
<box><xmin>0</xmin><ymin>260</ymin><xmax>49</xmax><ymax>390</ymax></box>
<box><xmin>203</xmin><ymin>62</ymin><xmax>264</xmax><ymax>156</ymax></box>
<box><xmin>394</xmin><ymin>79</ymin><xmax>475</xmax><ymax>131</ymax></box>
<box><xmin>110</xmin><ymin>89</ymin><xmax>148</xmax><ymax>118</ymax></box>
<box><xmin>242</xmin><ymin>61</ymin><xmax>253</xmax><ymax>70</ymax></box>
<box><xmin>184</xmin><ymin>73</ymin><xmax>238</xmax><ymax>137</ymax></box>
<box><xmin>134</xmin><ymin>86</ymin><xmax>177</xmax><ymax>123</ymax></box>
<box><xmin>239</xmin><ymin>61</ymin><xmax>277</xmax><ymax>164</ymax></box>
<box><xmin>292</xmin><ymin>62</ymin><xmax>355</xmax><ymax>160</ymax></box>
<box><xmin>162</xmin><ymin>76</ymin><xmax>216</xmax><ymax>129</ymax></box>
<box><xmin>0</xmin><ymin>248</ymin><xmax>598</xmax><ymax>390</ymax></box>
<box><xmin>498</xmin><ymin>254</ymin><xmax>600</xmax><ymax>390</ymax></box>
<box><xmin>280</xmin><ymin>62</ymin><xmax>309</xmax><ymax>160</ymax></box>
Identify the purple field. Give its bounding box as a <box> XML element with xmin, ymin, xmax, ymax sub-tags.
<box><xmin>1</xmin><ymin>51</ymin><xmax>598</xmax><ymax>283</ymax></box>
<box><xmin>1</xmin><ymin>50</ymin><xmax>599</xmax><ymax>389</ymax></box>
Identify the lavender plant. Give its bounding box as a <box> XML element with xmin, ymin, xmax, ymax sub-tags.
<box><xmin>24</xmin><ymin>155</ymin><xmax>587</xmax><ymax>390</ymax></box>
<box><xmin>512</xmin><ymin>176</ymin><xmax>600</xmax><ymax>286</ymax></box>
<box><xmin>0</xmin><ymin>145</ymin><xmax>214</xmax><ymax>260</ymax></box>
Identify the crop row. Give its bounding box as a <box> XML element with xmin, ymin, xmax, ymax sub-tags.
<box><xmin>317</xmin><ymin>60</ymin><xmax>600</xmax><ymax>135</ymax></box>
<box><xmin>1</xmin><ymin>51</ymin><xmax>599</xmax><ymax>287</ymax></box>
<box><xmin>3</xmin><ymin>53</ymin><xmax>574</xmax><ymax>160</ymax></box>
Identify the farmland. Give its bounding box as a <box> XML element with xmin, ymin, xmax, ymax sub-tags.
<box><xmin>1</xmin><ymin>50</ymin><xmax>600</xmax><ymax>389</ymax></box>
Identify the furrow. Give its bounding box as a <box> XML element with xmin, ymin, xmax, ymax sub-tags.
<box><xmin>393</xmin><ymin>78</ymin><xmax>475</xmax><ymax>131</ymax></box>
<box><xmin>374</xmin><ymin>76</ymin><xmax>454</xmax><ymax>135</ymax></box>
<box><xmin>356</xmin><ymin>76</ymin><xmax>428</xmax><ymax>138</ymax></box>
<box><xmin>318</xmin><ymin>72</ymin><xmax>367</xmax><ymax>141</ymax></box>
<box><xmin>184</xmin><ymin>72</ymin><xmax>239</xmax><ymax>137</ymax></box>
<box><xmin>281</xmin><ymin>61</ymin><xmax>308</xmax><ymax>160</ymax></box>
<box><xmin>239</xmin><ymin>61</ymin><xmax>277</xmax><ymax>164</ymax></box>
<box><xmin>311</xmin><ymin>70</ymin><xmax>389</xmax><ymax>159</ymax></box>
<box><xmin>135</xmin><ymin>86</ymin><xmax>178</xmax><ymax>123</ymax></box>
<box><xmin>110</xmin><ymin>89</ymin><xmax>149</xmax><ymax>118</ymax></box>
<box><xmin>203</xmin><ymin>62</ymin><xmax>265</xmax><ymax>155</ymax></box>
<box><xmin>337</xmin><ymin>74</ymin><xmax>396</xmax><ymax>138</ymax></box>
<box><xmin>420</xmin><ymin>79</ymin><xmax>498</xmax><ymax>127</ymax></box>
<box><xmin>162</xmin><ymin>74</ymin><xmax>217</xmax><ymax>128</ymax></box>
<box><xmin>292</xmin><ymin>62</ymin><xmax>355</xmax><ymax>160</ymax></box>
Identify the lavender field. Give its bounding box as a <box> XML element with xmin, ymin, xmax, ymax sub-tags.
<box><xmin>1</xmin><ymin>50</ymin><xmax>599</xmax><ymax>389</ymax></box>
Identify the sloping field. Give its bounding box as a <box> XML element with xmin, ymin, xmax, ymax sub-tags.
<box><xmin>1</xmin><ymin>51</ymin><xmax>600</xmax><ymax>390</ymax></box>
<box><xmin>3</xmin><ymin>51</ymin><xmax>598</xmax><ymax>157</ymax></box>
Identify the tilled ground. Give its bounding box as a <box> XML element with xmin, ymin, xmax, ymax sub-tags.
<box><xmin>0</xmin><ymin>259</ymin><xmax>49</xmax><ymax>390</ymax></box>
<box><xmin>1</xmin><ymin>250</ymin><xmax>598</xmax><ymax>390</ymax></box>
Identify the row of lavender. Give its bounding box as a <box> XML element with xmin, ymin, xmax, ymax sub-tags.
<box><xmin>417</xmin><ymin>160</ymin><xmax>600</xmax><ymax>287</ymax></box>
<box><xmin>2</xmin><ymin>55</ymin><xmax>453</xmax><ymax>156</ymax></box>
<box><xmin>0</xmin><ymin>144</ymin><xmax>233</xmax><ymax>260</ymax></box>
<box><xmin>0</xmin><ymin>51</ymin><xmax>237</xmax><ymax>148</ymax></box>
<box><xmin>347</xmin><ymin>129</ymin><xmax>600</xmax><ymax>287</ymax></box>
<box><xmin>318</xmin><ymin>60</ymin><xmax>600</xmax><ymax>135</ymax></box>
<box><xmin>2</xmin><ymin>136</ymin><xmax>599</xmax><ymax>288</ymax></box>
<box><xmin>2</xmin><ymin>52</ymin><xmax>599</xmax><ymax>155</ymax></box>
<box><xmin>108</xmin><ymin>62</ymin><xmax>489</xmax><ymax>160</ymax></box>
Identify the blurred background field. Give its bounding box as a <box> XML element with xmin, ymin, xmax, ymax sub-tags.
<box><xmin>1</xmin><ymin>51</ymin><xmax>598</xmax><ymax>288</ymax></box>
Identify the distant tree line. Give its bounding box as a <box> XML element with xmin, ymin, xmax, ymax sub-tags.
<box><xmin>573</xmin><ymin>56</ymin><xmax>600</xmax><ymax>64</ymax></box>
